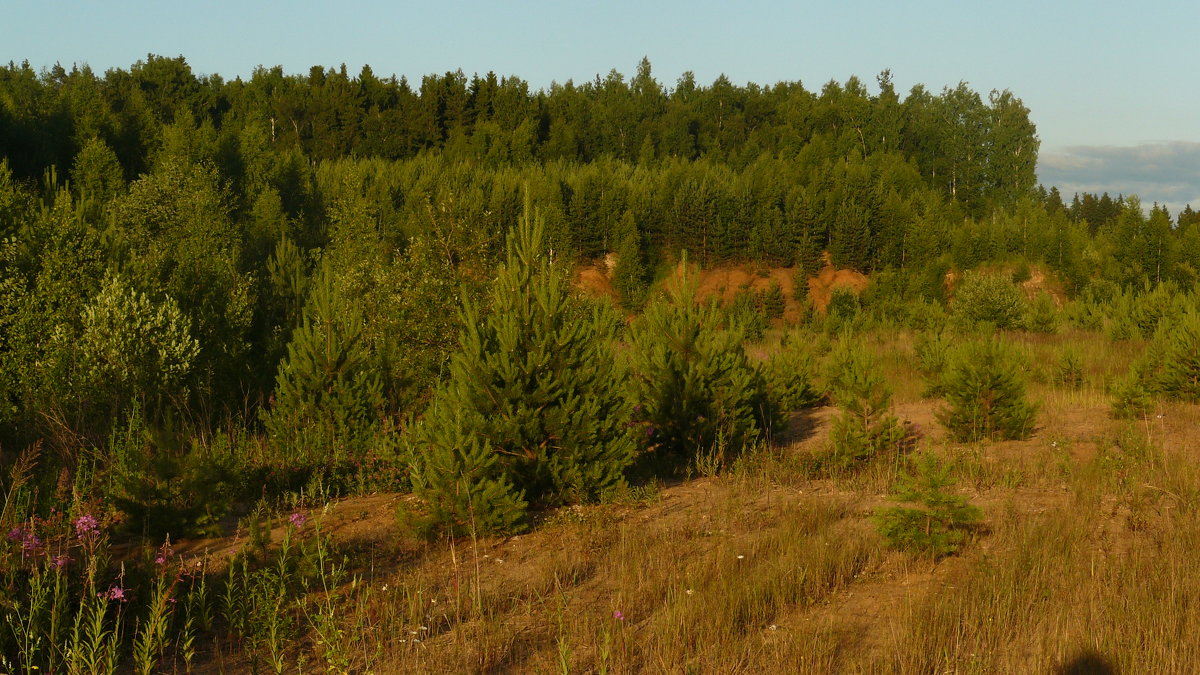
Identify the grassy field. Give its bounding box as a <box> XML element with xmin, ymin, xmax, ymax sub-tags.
<box><xmin>114</xmin><ymin>325</ymin><xmax>1191</xmax><ymax>674</ymax></box>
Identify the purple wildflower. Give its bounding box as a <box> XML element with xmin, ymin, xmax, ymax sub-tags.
<box><xmin>21</xmin><ymin>533</ymin><xmax>43</xmax><ymax>555</ymax></box>
<box><xmin>288</xmin><ymin>511</ymin><xmax>307</xmax><ymax>530</ymax></box>
<box><xmin>103</xmin><ymin>584</ymin><xmax>128</xmax><ymax>602</ymax></box>
<box><xmin>154</xmin><ymin>539</ymin><xmax>174</xmax><ymax>566</ymax></box>
<box><xmin>51</xmin><ymin>554</ymin><xmax>71</xmax><ymax>571</ymax></box>
<box><xmin>6</xmin><ymin>526</ymin><xmax>23</xmax><ymax>542</ymax></box>
<box><xmin>613</xmin><ymin>610</ymin><xmax>625</xmax><ymax>621</ymax></box>
<box><xmin>74</xmin><ymin>514</ymin><xmax>99</xmax><ymax>539</ymax></box>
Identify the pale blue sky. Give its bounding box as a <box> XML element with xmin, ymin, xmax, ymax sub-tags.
<box><xmin>7</xmin><ymin>0</ymin><xmax>1199</xmax><ymax>209</ymax></box>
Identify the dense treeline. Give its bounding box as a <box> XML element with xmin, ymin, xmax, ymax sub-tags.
<box><xmin>2</xmin><ymin>55</ymin><xmax>1037</xmax><ymax>215</ymax></box>
<box><xmin>1</xmin><ymin>54</ymin><xmax>1199</xmax><ymax>489</ymax></box>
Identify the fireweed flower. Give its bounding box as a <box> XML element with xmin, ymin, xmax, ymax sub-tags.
<box><xmin>51</xmin><ymin>554</ymin><xmax>71</xmax><ymax>571</ymax></box>
<box><xmin>74</xmin><ymin>514</ymin><xmax>100</xmax><ymax>539</ymax></box>
<box><xmin>288</xmin><ymin>512</ymin><xmax>308</xmax><ymax>529</ymax></box>
<box><xmin>154</xmin><ymin>539</ymin><xmax>174</xmax><ymax>566</ymax></box>
<box><xmin>613</xmin><ymin>610</ymin><xmax>625</xmax><ymax>621</ymax></box>
<box><xmin>104</xmin><ymin>584</ymin><xmax>128</xmax><ymax>602</ymax></box>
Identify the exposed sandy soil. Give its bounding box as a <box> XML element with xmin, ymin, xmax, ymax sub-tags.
<box><xmin>573</xmin><ymin>257</ymin><xmax>869</xmax><ymax>322</ymax></box>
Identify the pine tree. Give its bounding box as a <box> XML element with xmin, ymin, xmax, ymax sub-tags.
<box><xmin>824</xmin><ymin>341</ymin><xmax>904</xmax><ymax>468</ymax></box>
<box><xmin>626</xmin><ymin>260</ymin><xmax>772</xmax><ymax>468</ymax></box>
<box><xmin>611</xmin><ymin>210</ymin><xmax>649</xmax><ymax>310</ymax></box>
<box><xmin>409</xmin><ymin>197</ymin><xmax>635</xmax><ymax>535</ymax></box>
<box><xmin>938</xmin><ymin>338</ymin><xmax>1038</xmax><ymax>441</ymax></box>
<box><xmin>261</xmin><ymin>266</ymin><xmax>384</xmax><ymax>465</ymax></box>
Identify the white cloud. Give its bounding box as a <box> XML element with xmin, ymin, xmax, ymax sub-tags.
<box><xmin>1038</xmin><ymin>142</ymin><xmax>1200</xmax><ymax>214</ymax></box>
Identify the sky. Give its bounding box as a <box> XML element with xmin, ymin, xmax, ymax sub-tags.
<box><xmin>6</xmin><ymin>0</ymin><xmax>1199</xmax><ymax>211</ymax></box>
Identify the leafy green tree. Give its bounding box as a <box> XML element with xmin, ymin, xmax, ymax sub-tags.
<box><xmin>71</xmin><ymin>136</ymin><xmax>125</xmax><ymax>204</ymax></box>
<box><xmin>952</xmin><ymin>271</ymin><xmax>1026</xmax><ymax>329</ymax></box>
<box><xmin>75</xmin><ymin>275</ymin><xmax>199</xmax><ymax>419</ymax></box>
<box><xmin>408</xmin><ymin>200</ymin><xmax>635</xmax><ymax>535</ymax></box>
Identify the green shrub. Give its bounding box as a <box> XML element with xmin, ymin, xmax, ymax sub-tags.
<box><xmin>261</xmin><ymin>268</ymin><xmax>384</xmax><ymax>468</ymax></box>
<box><xmin>762</xmin><ymin>333</ymin><xmax>824</xmax><ymax>412</ymax></box>
<box><xmin>1024</xmin><ymin>291</ymin><xmax>1058</xmax><ymax>333</ymax></box>
<box><xmin>1010</xmin><ymin>261</ymin><xmax>1032</xmax><ymax>284</ymax></box>
<box><xmin>1054</xmin><ymin>348</ymin><xmax>1086</xmax><ymax>390</ymax></box>
<box><xmin>406</xmin><ymin>202</ymin><xmax>635</xmax><ymax>536</ymax></box>
<box><xmin>1147</xmin><ymin>312</ymin><xmax>1200</xmax><ymax>402</ymax></box>
<box><xmin>826</xmin><ymin>285</ymin><xmax>861</xmax><ymax>327</ymax></box>
<box><xmin>913</xmin><ymin>329</ymin><xmax>954</xmax><ymax>398</ymax></box>
<box><xmin>727</xmin><ymin>286</ymin><xmax>769</xmax><ymax>342</ymax></box>
<box><xmin>874</xmin><ymin>452</ymin><xmax>982</xmax><ymax>558</ymax></box>
<box><xmin>1110</xmin><ymin>372</ymin><xmax>1153</xmax><ymax>420</ymax></box>
<box><xmin>938</xmin><ymin>338</ymin><xmax>1038</xmax><ymax>442</ymax></box>
<box><xmin>952</xmin><ymin>272</ymin><xmax>1026</xmax><ymax>330</ymax></box>
<box><xmin>824</xmin><ymin>341</ymin><xmax>905</xmax><ymax>469</ymax></box>
<box><xmin>627</xmin><ymin>263</ymin><xmax>772</xmax><ymax>472</ymax></box>
<box><xmin>1064</xmin><ymin>298</ymin><xmax>1104</xmax><ymax>331</ymax></box>
<box><xmin>760</xmin><ymin>281</ymin><xmax>786</xmax><ymax>320</ymax></box>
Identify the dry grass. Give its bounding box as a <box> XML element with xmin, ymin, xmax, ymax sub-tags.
<box><xmin>169</xmin><ymin>326</ymin><xmax>1200</xmax><ymax>673</ymax></box>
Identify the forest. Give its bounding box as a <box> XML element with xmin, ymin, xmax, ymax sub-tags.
<box><xmin>2</xmin><ymin>55</ymin><xmax>1200</xmax><ymax>672</ymax></box>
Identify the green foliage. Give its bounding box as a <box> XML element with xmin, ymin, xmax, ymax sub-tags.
<box><xmin>626</xmin><ymin>263</ymin><xmax>772</xmax><ymax>470</ymax></box>
<box><xmin>1024</xmin><ymin>291</ymin><xmax>1058</xmax><ymax>333</ymax></box>
<box><xmin>938</xmin><ymin>338</ymin><xmax>1038</xmax><ymax>442</ymax></box>
<box><xmin>874</xmin><ymin>452</ymin><xmax>982</xmax><ymax>557</ymax></box>
<box><xmin>762</xmin><ymin>333</ymin><xmax>824</xmax><ymax>412</ymax></box>
<box><xmin>1054</xmin><ymin>348</ymin><xmax>1086</xmax><ymax>390</ymax></box>
<box><xmin>408</xmin><ymin>201</ymin><xmax>635</xmax><ymax>535</ymax></box>
<box><xmin>826</xmin><ymin>285</ymin><xmax>861</xmax><ymax>327</ymax></box>
<box><xmin>913</xmin><ymin>329</ymin><xmax>954</xmax><ymax>398</ymax></box>
<box><xmin>74</xmin><ymin>275</ymin><xmax>199</xmax><ymax>418</ymax></box>
<box><xmin>611</xmin><ymin>210</ymin><xmax>650</xmax><ymax>310</ymax></box>
<box><xmin>823</xmin><ymin>341</ymin><xmax>905</xmax><ymax>469</ymax></box>
<box><xmin>1142</xmin><ymin>312</ymin><xmax>1200</xmax><ymax>403</ymax></box>
<box><xmin>261</xmin><ymin>267</ymin><xmax>384</xmax><ymax>468</ymax></box>
<box><xmin>71</xmin><ymin>137</ymin><xmax>125</xmax><ymax>204</ymax></box>
<box><xmin>952</xmin><ymin>271</ymin><xmax>1026</xmax><ymax>330</ymax></box>
<box><xmin>1110</xmin><ymin>372</ymin><xmax>1153</xmax><ymax>420</ymax></box>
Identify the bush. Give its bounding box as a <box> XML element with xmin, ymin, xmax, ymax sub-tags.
<box><xmin>826</xmin><ymin>285</ymin><xmax>861</xmax><ymax>327</ymax></box>
<box><xmin>406</xmin><ymin>202</ymin><xmax>635</xmax><ymax>536</ymax></box>
<box><xmin>261</xmin><ymin>268</ymin><xmax>384</xmax><ymax>468</ymax></box>
<box><xmin>1110</xmin><ymin>372</ymin><xmax>1153</xmax><ymax>420</ymax></box>
<box><xmin>1147</xmin><ymin>312</ymin><xmax>1200</xmax><ymax>402</ymax></box>
<box><xmin>914</xmin><ymin>329</ymin><xmax>954</xmax><ymax>398</ymax></box>
<box><xmin>874</xmin><ymin>452</ymin><xmax>982</xmax><ymax>558</ymax></box>
<box><xmin>762</xmin><ymin>333</ymin><xmax>824</xmax><ymax>412</ymax></box>
<box><xmin>1025</xmin><ymin>291</ymin><xmax>1058</xmax><ymax>333</ymax></box>
<box><xmin>938</xmin><ymin>338</ymin><xmax>1038</xmax><ymax>442</ymax></box>
<box><xmin>824</xmin><ymin>341</ymin><xmax>905</xmax><ymax>469</ymax></box>
<box><xmin>1054</xmin><ymin>348</ymin><xmax>1086</xmax><ymax>390</ymax></box>
<box><xmin>626</xmin><ymin>263</ymin><xmax>772</xmax><ymax>472</ymax></box>
<box><xmin>952</xmin><ymin>272</ymin><xmax>1026</xmax><ymax>330</ymax></box>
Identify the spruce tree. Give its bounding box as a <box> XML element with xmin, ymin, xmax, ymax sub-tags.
<box><xmin>409</xmin><ymin>197</ymin><xmax>635</xmax><ymax>535</ymax></box>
